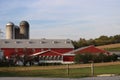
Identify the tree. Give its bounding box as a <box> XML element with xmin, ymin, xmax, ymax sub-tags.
<box><xmin>72</xmin><ymin>34</ymin><xmax>120</xmax><ymax>48</ymax></box>
<box><xmin>74</xmin><ymin>53</ymin><xmax>93</xmax><ymax>63</ymax></box>
<box><xmin>72</xmin><ymin>41</ymin><xmax>80</xmax><ymax>49</ymax></box>
<box><xmin>74</xmin><ymin>54</ymin><xmax>83</xmax><ymax>63</ymax></box>
<box><xmin>113</xmin><ymin>35</ymin><xmax>120</xmax><ymax>43</ymax></box>
<box><xmin>78</xmin><ymin>38</ymin><xmax>88</xmax><ymax>47</ymax></box>
<box><xmin>110</xmin><ymin>54</ymin><xmax>118</xmax><ymax>61</ymax></box>
<box><xmin>74</xmin><ymin>52</ymin><xmax>118</xmax><ymax>64</ymax></box>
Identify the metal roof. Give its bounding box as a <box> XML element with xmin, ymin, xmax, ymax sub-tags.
<box><xmin>6</xmin><ymin>22</ymin><xmax>14</xmax><ymax>26</ymax></box>
<box><xmin>0</xmin><ymin>39</ymin><xmax>74</xmax><ymax>48</ymax></box>
<box><xmin>30</xmin><ymin>50</ymin><xmax>62</xmax><ymax>56</ymax></box>
<box><xmin>63</xmin><ymin>45</ymin><xmax>108</xmax><ymax>55</ymax></box>
<box><xmin>63</xmin><ymin>45</ymin><xmax>93</xmax><ymax>55</ymax></box>
<box><xmin>20</xmin><ymin>21</ymin><xmax>29</xmax><ymax>26</ymax></box>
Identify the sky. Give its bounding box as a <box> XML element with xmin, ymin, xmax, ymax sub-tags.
<box><xmin>0</xmin><ymin>0</ymin><xmax>120</xmax><ymax>40</ymax></box>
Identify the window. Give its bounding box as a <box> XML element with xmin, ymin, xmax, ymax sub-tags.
<box><xmin>15</xmin><ymin>41</ymin><xmax>21</xmax><ymax>44</ymax></box>
<box><xmin>28</xmin><ymin>41</ymin><xmax>34</xmax><ymax>44</ymax></box>
<box><xmin>52</xmin><ymin>41</ymin><xmax>59</xmax><ymax>44</ymax></box>
<box><xmin>65</xmin><ymin>41</ymin><xmax>71</xmax><ymax>44</ymax></box>
<box><xmin>40</xmin><ymin>41</ymin><xmax>46</xmax><ymax>44</ymax></box>
<box><xmin>4</xmin><ymin>41</ymin><xmax>9</xmax><ymax>44</ymax></box>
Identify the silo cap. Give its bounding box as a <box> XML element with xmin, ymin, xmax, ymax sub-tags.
<box><xmin>6</xmin><ymin>22</ymin><xmax>14</xmax><ymax>26</ymax></box>
<box><xmin>14</xmin><ymin>25</ymin><xmax>19</xmax><ymax>29</ymax></box>
<box><xmin>20</xmin><ymin>21</ymin><xmax>29</xmax><ymax>26</ymax></box>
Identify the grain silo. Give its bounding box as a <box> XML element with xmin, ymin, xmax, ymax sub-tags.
<box><xmin>6</xmin><ymin>22</ymin><xmax>14</xmax><ymax>39</ymax></box>
<box><xmin>20</xmin><ymin>21</ymin><xmax>29</xmax><ymax>39</ymax></box>
<box><xmin>14</xmin><ymin>25</ymin><xmax>20</xmax><ymax>39</ymax></box>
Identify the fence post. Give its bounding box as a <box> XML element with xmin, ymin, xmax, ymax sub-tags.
<box><xmin>91</xmin><ymin>61</ymin><xmax>94</xmax><ymax>77</ymax></box>
<box><xmin>67</xmin><ymin>64</ymin><xmax>69</xmax><ymax>76</ymax></box>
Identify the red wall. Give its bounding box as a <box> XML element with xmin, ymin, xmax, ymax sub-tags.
<box><xmin>63</xmin><ymin>56</ymin><xmax>74</xmax><ymax>61</ymax></box>
<box><xmin>52</xmin><ymin>48</ymin><xmax>74</xmax><ymax>54</ymax></box>
<box><xmin>1</xmin><ymin>48</ymin><xmax>73</xmax><ymax>57</ymax></box>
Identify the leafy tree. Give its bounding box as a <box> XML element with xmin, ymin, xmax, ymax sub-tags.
<box><xmin>110</xmin><ymin>54</ymin><xmax>118</xmax><ymax>61</ymax></box>
<box><xmin>87</xmin><ymin>39</ymin><xmax>95</xmax><ymax>45</ymax></box>
<box><xmin>78</xmin><ymin>38</ymin><xmax>88</xmax><ymax>47</ymax></box>
<box><xmin>74</xmin><ymin>53</ymin><xmax>93</xmax><ymax>63</ymax></box>
<box><xmin>74</xmin><ymin>54</ymin><xmax>83</xmax><ymax>63</ymax></box>
<box><xmin>72</xmin><ymin>41</ymin><xmax>80</xmax><ymax>49</ymax></box>
<box><xmin>72</xmin><ymin>34</ymin><xmax>120</xmax><ymax>48</ymax></box>
<box><xmin>74</xmin><ymin>53</ymin><xmax>118</xmax><ymax>64</ymax></box>
<box><xmin>113</xmin><ymin>35</ymin><xmax>120</xmax><ymax>43</ymax></box>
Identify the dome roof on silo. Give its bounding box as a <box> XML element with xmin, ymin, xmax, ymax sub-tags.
<box><xmin>14</xmin><ymin>25</ymin><xmax>19</xmax><ymax>29</ymax></box>
<box><xmin>20</xmin><ymin>21</ymin><xmax>29</xmax><ymax>26</ymax></box>
<box><xmin>6</xmin><ymin>22</ymin><xmax>14</xmax><ymax>26</ymax></box>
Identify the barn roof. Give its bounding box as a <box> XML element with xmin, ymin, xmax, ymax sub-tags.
<box><xmin>0</xmin><ymin>39</ymin><xmax>74</xmax><ymax>48</ymax></box>
<box><xmin>30</xmin><ymin>50</ymin><xmax>62</xmax><ymax>56</ymax></box>
<box><xmin>63</xmin><ymin>45</ymin><xmax>109</xmax><ymax>55</ymax></box>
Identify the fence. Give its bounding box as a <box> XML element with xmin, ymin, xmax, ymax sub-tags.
<box><xmin>0</xmin><ymin>62</ymin><xmax>120</xmax><ymax>78</ymax></box>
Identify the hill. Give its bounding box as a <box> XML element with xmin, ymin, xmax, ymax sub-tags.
<box><xmin>72</xmin><ymin>35</ymin><xmax>120</xmax><ymax>49</ymax></box>
<box><xmin>96</xmin><ymin>43</ymin><xmax>120</xmax><ymax>49</ymax></box>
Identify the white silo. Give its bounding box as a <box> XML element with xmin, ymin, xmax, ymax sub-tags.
<box><xmin>6</xmin><ymin>22</ymin><xmax>14</xmax><ymax>39</ymax></box>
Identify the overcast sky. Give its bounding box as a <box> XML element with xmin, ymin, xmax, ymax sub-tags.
<box><xmin>0</xmin><ymin>0</ymin><xmax>120</xmax><ymax>40</ymax></box>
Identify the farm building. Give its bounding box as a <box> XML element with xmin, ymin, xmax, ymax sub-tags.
<box><xmin>0</xmin><ymin>21</ymin><xmax>76</xmax><ymax>64</ymax></box>
<box><xmin>0</xmin><ymin>39</ymin><xmax>110</xmax><ymax>64</ymax></box>
<box><xmin>0</xmin><ymin>21</ymin><xmax>111</xmax><ymax>65</ymax></box>
<box><xmin>63</xmin><ymin>45</ymin><xmax>110</xmax><ymax>63</ymax></box>
<box><xmin>0</xmin><ymin>39</ymin><xmax>74</xmax><ymax>64</ymax></box>
<box><xmin>0</xmin><ymin>41</ymin><xmax>109</xmax><ymax>64</ymax></box>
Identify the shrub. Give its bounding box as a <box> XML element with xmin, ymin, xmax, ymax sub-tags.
<box><xmin>74</xmin><ymin>53</ymin><xmax>118</xmax><ymax>64</ymax></box>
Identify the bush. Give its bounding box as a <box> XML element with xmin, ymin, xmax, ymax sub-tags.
<box><xmin>74</xmin><ymin>53</ymin><xmax>93</xmax><ymax>63</ymax></box>
<box><xmin>110</xmin><ymin>54</ymin><xmax>118</xmax><ymax>61</ymax></box>
<box><xmin>74</xmin><ymin>53</ymin><xmax>118</xmax><ymax>64</ymax></box>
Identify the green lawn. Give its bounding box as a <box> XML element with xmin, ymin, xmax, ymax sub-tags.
<box><xmin>0</xmin><ymin>64</ymin><xmax>120</xmax><ymax>78</ymax></box>
<box><xmin>94</xmin><ymin>65</ymin><xmax>120</xmax><ymax>74</ymax></box>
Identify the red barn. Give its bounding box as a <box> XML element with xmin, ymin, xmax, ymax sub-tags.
<box><xmin>0</xmin><ymin>39</ymin><xmax>110</xmax><ymax>64</ymax></box>
<box><xmin>73</xmin><ymin>45</ymin><xmax>109</xmax><ymax>55</ymax></box>
<box><xmin>63</xmin><ymin>45</ymin><xmax>110</xmax><ymax>63</ymax></box>
<box><xmin>0</xmin><ymin>39</ymin><xmax>74</xmax><ymax>64</ymax></box>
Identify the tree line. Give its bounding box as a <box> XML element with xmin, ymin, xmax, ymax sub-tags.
<box><xmin>72</xmin><ymin>35</ymin><xmax>120</xmax><ymax>49</ymax></box>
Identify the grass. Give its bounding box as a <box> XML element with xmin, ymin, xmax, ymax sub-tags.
<box><xmin>94</xmin><ymin>65</ymin><xmax>120</xmax><ymax>75</ymax></box>
<box><xmin>97</xmin><ymin>43</ymin><xmax>120</xmax><ymax>51</ymax></box>
<box><xmin>97</xmin><ymin>43</ymin><xmax>120</xmax><ymax>49</ymax></box>
<box><xmin>0</xmin><ymin>63</ymin><xmax>120</xmax><ymax>78</ymax></box>
<box><xmin>0</xmin><ymin>67</ymin><xmax>90</xmax><ymax>78</ymax></box>
<box><xmin>104</xmin><ymin>47</ymin><xmax>120</xmax><ymax>51</ymax></box>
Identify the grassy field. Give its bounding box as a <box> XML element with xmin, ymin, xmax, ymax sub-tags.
<box><xmin>97</xmin><ymin>43</ymin><xmax>120</xmax><ymax>49</ymax></box>
<box><xmin>0</xmin><ymin>62</ymin><xmax>120</xmax><ymax>78</ymax></box>
<box><xmin>96</xmin><ymin>43</ymin><xmax>120</xmax><ymax>51</ymax></box>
